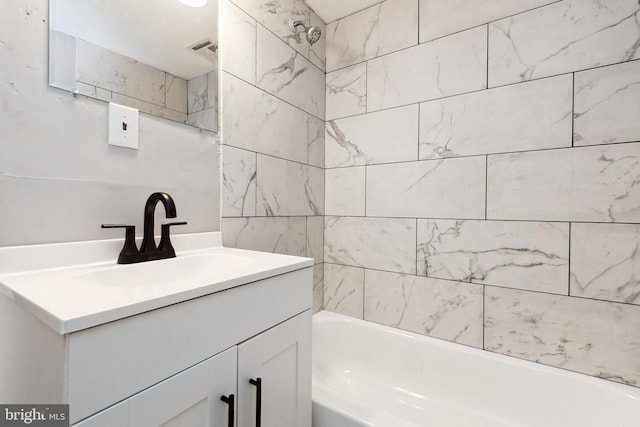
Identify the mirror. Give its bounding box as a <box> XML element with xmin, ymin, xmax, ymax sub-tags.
<box><xmin>49</xmin><ymin>0</ymin><xmax>219</xmax><ymax>133</ymax></box>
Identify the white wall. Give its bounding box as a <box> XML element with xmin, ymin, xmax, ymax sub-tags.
<box><xmin>1</xmin><ymin>0</ymin><xmax>220</xmax><ymax>247</ymax></box>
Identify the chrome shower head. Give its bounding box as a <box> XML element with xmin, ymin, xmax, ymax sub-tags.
<box><xmin>288</xmin><ymin>19</ymin><xmax>322</xmax><ymax>46</ymax></box>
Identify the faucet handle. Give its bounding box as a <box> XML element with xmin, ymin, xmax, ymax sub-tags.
<box><xmin>159</xmin><ymin>221</ymin><xmax>187</xmax><ymax>256</ymax></box>
<box><xmin>101</xmin><ymin>224</ymin><xmax>140</xmax><ymax>264</ymax></box>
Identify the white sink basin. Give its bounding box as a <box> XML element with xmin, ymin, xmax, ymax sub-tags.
<box><xmin>80</xmin><ymin>253</ymin><xmax>253</xmax><ymax>288</ymax></box>
<box><xmin>0</xmin><ymin>232</ymin><xmax>313</xmax><ymax>333</ymax></box>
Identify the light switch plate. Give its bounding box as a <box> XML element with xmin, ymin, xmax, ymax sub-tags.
<box><xmin>108</xmin><ymin>102</ymin><xmax>139</xmax><ymax>149</ymax></box>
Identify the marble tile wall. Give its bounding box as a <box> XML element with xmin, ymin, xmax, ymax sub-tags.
<box><xmin>323</xmin><ymin>0</ymin><xmax>640</xmax><ymax>387</ymax></box>
<box><xmin>2</xmin><ymin>0</ymin><xmax>219</xmax><ymax>246</ymax></box>
<box><xmin>220</xmin><ymin>0</ymin><xmax>326</xmax><ymax>312</ymax></box>
<box><xmin>75</xmin><ymin>38</ymin><xmax>190</xmax><ymax>125</ymax></box>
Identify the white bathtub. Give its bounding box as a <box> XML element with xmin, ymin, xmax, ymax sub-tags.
<box><xmin>312</xmin><ymin>311</ymin><xmax>640</xmax><ymax>427</ymax></box>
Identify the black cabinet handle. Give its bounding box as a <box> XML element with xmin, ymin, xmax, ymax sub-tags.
<box><xmin>249</xmin><ymin>377</ymin><xmax>262</xmax><ymax>427</ymax></box>
<box><xmin>220</xmin><ymin>394</ymin><xmax>234</xmax><ymax>427</ymax></box>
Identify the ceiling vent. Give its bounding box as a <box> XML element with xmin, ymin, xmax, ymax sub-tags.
<box><xmin>187</xmin><ymin>39</ymin><xmax>218</xmax><ymax>64</ymax></box>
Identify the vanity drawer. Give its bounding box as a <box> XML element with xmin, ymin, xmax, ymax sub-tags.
<box><xmin>67</xmin><ymin>267</ymin><xmax>312</xmax><ymax>424</ymax></box>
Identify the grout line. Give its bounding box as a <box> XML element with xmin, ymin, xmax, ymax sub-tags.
<box><xmin>485</xmin><ymin>155</ymin><xmax>488</xmax><ymax>220</ymax></box>
<box><xmin>486</xmin><ymin>24</ymin><xmax>490</xmax><ymax>89</ymax></box>
<box><xmin>571</xmin><ymin>72</ymin><xmax>575</xmax><ymax>147</ymax></box>
<box><xmin>567</xmin><ymin>222</ymin><xmax>572</xmax><ymax>296</ymax></box>
<box><xmin>482</xmin><ymin>285</ymin><xmax>486</xmax><ymax>350</ymax></box>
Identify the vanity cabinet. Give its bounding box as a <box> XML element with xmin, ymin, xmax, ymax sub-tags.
<box><xmin>0</xmin><ymin>264</ymin><xmax>312</xmax><ymax>427</ymax></box>
<box><xmin>75</xmin><ymin>311</ymin><xmax>310</xmax><ymax>427</ymax></box>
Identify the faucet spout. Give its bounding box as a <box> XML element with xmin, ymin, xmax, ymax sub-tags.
<box><xmin>141</xmin><ymin>192</ymin><xmax>177</xmax><ymax>253</ymax></box>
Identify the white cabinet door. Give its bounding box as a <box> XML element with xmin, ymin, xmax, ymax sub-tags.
<box><xmin>75</xmin><ymin>347</ymin><xmax>238</xmax><ymax>427</ymax></box>
<box><xmin>237</xmin><ymin>311</ymin><xmax>311</xmax><ymax>427</ymax></box>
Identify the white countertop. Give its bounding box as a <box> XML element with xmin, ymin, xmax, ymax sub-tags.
<box><xmin>0</xmin><ymin>232</ymin><xmax>313</xmax><ymax>334</ymax></box>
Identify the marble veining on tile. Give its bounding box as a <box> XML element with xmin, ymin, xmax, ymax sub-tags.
<box><xmin>313</xmin><ymin>264</ymin><xmax>325</xmax><ymax>314</ymax></box>
<box><xmin>488</xmin><ymin>0</ymin><xmax>640</xmax><ymax>87</ymax></box>
<box><xmin>419</xmin><ymin>0</ymin><xmax>558</xmax><ymax>43</ymax></box>
<box><xmin>165</xmin><ymin>75</ymin><xmax>187</xmax><ymax>114</ymax></box>
<box><xmin>325</xmin><ymin>105</ymin><xmax>418</xmax><ymax>167</ymax></box>
<box><xmin>419</xmin><ymin>74</ymin><xmax>573</xmax><ymax>159</ymax></box>
<box><xmin>365</xmin><ymin>269</ymin><xmax>483</xmax><ymax>348</ymax></box>
<box><xmin>326</xmin><ymin>63</ymin><xmax>367</xmax><ymax>121</ymax></box>
<box><xmin>222</xmin><ymin>73</ymin><xmax>308</xmax><ymax>163</ymax></box>
<box><xmin>222</xmin><ymin>217</ymin><xmax>306</xmax><ymax>257</ymax></box>
<box><xmin>256</xmin><ymin>155</ymin><xmax>324</xmax><ymax>216</ymax></box>
<box><xmin>307</xmin><ymin>115</ymin><xmax>325</xmax><ymax>168</ymax></box>
<box><xmin>366</xmin><ymin>157</ymin><xmax>486</xmax><ymax>219</ymax></box>
<box><xmin>574</xmin><ymin>60</ymin><xmax>640</xmax><ymax>146</ymax></box>
<box><xmin>229</xmin><ymin>0</ymin><xmax>310</xmax><ymax>58</ymax></box>
<box><xmin>367</xmin><ymin>26</ymin><xmax>487</xmax><ymax>111</ymax></box>
<box><xmin>417</xmin><ymin>219</ymin><xmax>569</xmax><ymax>294</ymax></box>
<box><xmin>570</xmin><ymin>223</ymin><xmax>640</xmax><ymax>305</ymax></box>
<box><xmin>76</xmin><ymin>39</ymin><xmax>166</xmax><ymax>107</ymax></box>
<box><xmin>306</xmin><ymin>216</ymin><xmax>324</xmax><ymax>265</ymax></box>
<box><xmin>256</xmin><ymin>25</ymin><xmax>325</xmax><ymax>118</ymax></box>
<box><xmin>222</xmin><ymin>0</ymin><xmax>257</xmax><ymax>84</ymax></box>
<box><xmin>324</xmin><ymin>216</ymin><xmax>417</xmax><ymax>274</ymax></box>
<box><xmin>324</xmin><ymin>263</ymin><xmax>365</xmax><ymax>319</ymax></box>
<box><xmin>325</xmin><ymin>0</ymin><xmax>418</xmax><ymax>72</ymax></box>
<box><xmin>188</xmin><ymin>75</ymin><xmax>209</xmax><ymax>114</ymax></box>
<box><xmin>222</xmin><ymin>146</ymin><xmax>256</xmax><ymax>217</ymax></box>
<box><xmin>487</xmin><ymin>143</ymin><xmax>640</xmax><ymax>222</ymax></box>
<box><xmin>485</xmin><ymin>287</ymin><xmax>640</xmax><ymax>387</ymax></box>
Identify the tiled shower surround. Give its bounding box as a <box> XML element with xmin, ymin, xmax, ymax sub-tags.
<box><xmin>219</xmin><ymin>0</ymin><xmax>326</xmax><ymax>312</ymax></box>
<box><xmin>323</xmin><ymin>0</ymin><xmax>640</xmax><ymax>387</ymax></box>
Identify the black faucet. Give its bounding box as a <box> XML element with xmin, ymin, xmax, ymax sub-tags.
<box><xmin>102</xmin><ymin>192</ymin><xmax>187</xmax><ymax>264</ymax></box>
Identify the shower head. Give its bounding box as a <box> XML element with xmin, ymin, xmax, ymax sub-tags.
<box><xmin>288</xmin><ymin>19</ymin><xmax>322</xmax><ymax>46</ymax></box>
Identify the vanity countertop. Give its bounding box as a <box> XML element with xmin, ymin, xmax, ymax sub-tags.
<box><xmin>0</xmin><ymin>232</ymin><xmax>312</xmax><ymax>334</ymax></box>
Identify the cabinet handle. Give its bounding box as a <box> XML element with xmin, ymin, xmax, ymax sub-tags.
<box><xmin>249</xmin><ymin>377</ymin><xmax>262</xmax><ymax>427</ymax></box>
<box><xmin>220</xmin><ymin>394</ymin><xmax>235</xmax><ymax>427</ymax></box>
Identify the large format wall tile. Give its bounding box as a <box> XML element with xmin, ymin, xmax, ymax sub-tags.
<box><xmin>325</xmin><ymin>0</ymin><xmax>418</xmax><ymax>72</ymax></box>
<box><xmin>76</xmin><ymin>40</ymin><xmax>166</xmax><ymax>106</ymax></box>
<box><xmin>222</xmin><ymin>145</ymin><xmax>256</xmax><ymax>217</ymax></box>
<box><xmin>487</xmin><ymin>143</ymin><xmax>640</xmax><ymax>222</ymax></box>
<box><xmin>309</xmin><ymin>9</ymin><xmax>327</xmax><ymax>71</ymax></box>
<box><xmin>222</xmin><ymin>0</ymin><xmax>257</xmax><ymax>84</ymax></box>
<box><xmin>325</xmin><ymin>105</ymin><xmax>418</xmax><ymax>167</ymax></box>
<box><xmin>222</xmin><ymin>73</ymin><xmax>308</xmax><ymax>163</ymax></box>
<box><xmin>570</xmin><ymin>223</ymin><xmax>640</xmax><ymax>305</ymax></box>
<box><xmin>574</xmin><ymin>60</ymin><xmax>640</xmax><ymax>147</ymax></box>
<box><xmin>419</xmin><ymin>0</ymin><xmax>557</xmax><ymax>43</ymax></box>
<box><xmin>367</xmin><ymin>26</ymin><xmax>487</xmax><ymax>111</ymax></box>
<box><xmin>488</xmin><ymin>0</ymin><xmax>640</xmax><ymax>87</ymax></box>
<box><xmin>365</xmin><ymin>270</ymin><xmax>483</xmax><ymax>348</ymax></box>
<box><xmin>419</xmin><ymin>75</ymin><xmax>573</xmax><ymax>159</ymax></box>
<box><xmin>326</xmin><ymin>63</ymin><xmax>367</xmax><ymax>121</ymax></box>
<box><xmin>485</xmin><ymin>287</ymin><xmax>640</xmax><ymax>387</ymax></box>
<box><xmin>308</xmin><ymin>115</ymin><xmax>325</xmax><ymax>168</ymax></box>
<box><xmin>417</xmin><ymin>220</ymin><xmax>569</xmax><ymax>294</ymax></box>
<box><xmin>256</xmin><ymin>155</ymin><xmax>324</xmax><ymax>216</ymax></box>
<box><xmin>325</xmin><ymin>167</ymin><xmax>366</xmax><ymax>216</ymax></box>
<box><xmin>324</xmin><ymin>264</ymin><xmax>365</xmax><ymax>319</ymax></box>
<box><xmin>256</xmin><ymin>26</ymin><xmax>325</xmax><ymax>119</ymax></box>
<box><xmin>366</xmin><ymin>157</ymin><xmax>486</xmax><ymax>219</ymax></box>
<box><xmin>313</xmin><ymin>264</ymin><xmax>324</xmax><ymax>314</ymax></box>
<box><xmin>325</xmin><ymin>217</ymin><xmax>417</xmax><ymax>274</ymax></box>
<box><xmin>222</xmin><ymin>217</ymin><xmax>306</xmax><ymax>256</ymax></box>
<box><xmin>230</xmin><ymin>0</ymin><xmax>311</xmax><ymax>58</ymax></box>
<box><xmin>306</xmin><ymin>216</ymin><xmax>324</xmax><ymax>265</ymax></box>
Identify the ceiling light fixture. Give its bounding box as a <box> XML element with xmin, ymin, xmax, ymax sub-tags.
<box><xmin>179</xmin><ymin>0</ymin><xmax>207</xmax><ymax>7</ymax></box>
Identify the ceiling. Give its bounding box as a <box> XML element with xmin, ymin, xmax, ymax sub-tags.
<box><xmin>304</xmin><ymin>0</ymin><xmax>385</xmax><ymax>23</ymax></box>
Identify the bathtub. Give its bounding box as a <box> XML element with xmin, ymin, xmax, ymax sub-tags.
<box><xmin>312</xmin><ymin>310</ymin><xmax>640</xmax><ymax>427</ymax></box>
